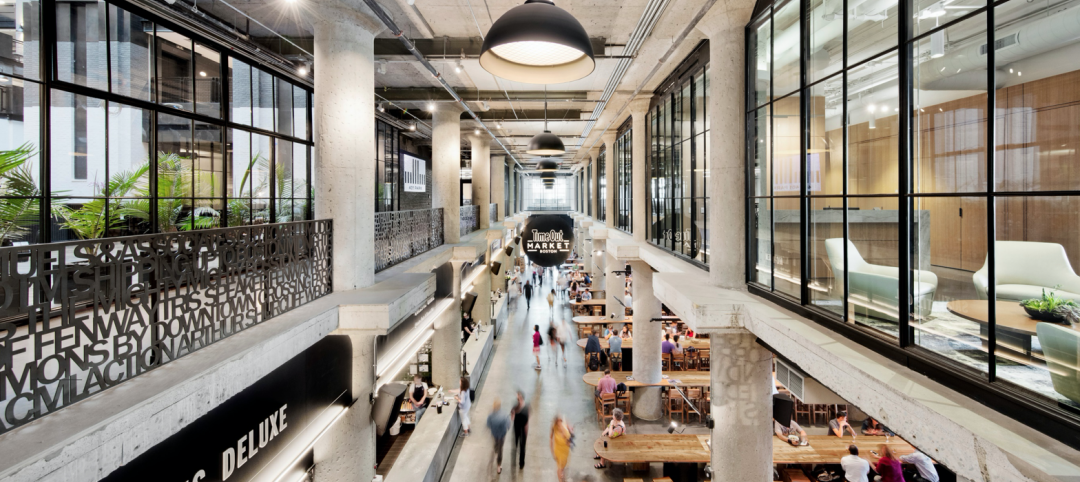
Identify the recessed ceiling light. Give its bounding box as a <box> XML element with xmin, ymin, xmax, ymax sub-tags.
<box><xmin>199</xmin><ymin>71</ymin><xmax>207</xmax><ymax>77</ymax></box>
<box><xmin>427</xmin><ymin>102</ymin><xmax>436</xmax><ymax>112</ymax></box>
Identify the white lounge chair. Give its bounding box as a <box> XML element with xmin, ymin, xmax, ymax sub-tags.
<box><xmin>973</xmin><ymin>241</ymin><xmax>1080</xmax><ymax>302</ymax></box>
<box><xmin>825</xmin><ymin>239</ymin><xmax>938</xmax><ymax>321</ymax></box>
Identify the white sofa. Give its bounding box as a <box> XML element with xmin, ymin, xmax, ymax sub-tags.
<box><xmin>825</xmin><ymin>239</ymin><xmax>938</xmax><ymax>320</ymax></box>
<box><xmin>973</xmin><ymin>241</ymin><xmax>1080</xmax><ymax>302</ymax></box>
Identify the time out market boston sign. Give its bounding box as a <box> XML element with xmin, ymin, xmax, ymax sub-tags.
<box><xmin>522</xmin><ymin>214</ymin><xmax>574</xmax><ymax>267</ymax></box>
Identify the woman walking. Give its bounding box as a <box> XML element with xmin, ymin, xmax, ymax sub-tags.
<box><xmin>532</xmin><ymin>325</ymin><xmax>543</xmax><ymax>370</ymax></box>
<box><xmin>547</xmin><ymin>289</ymin><xmax>556</xmax><ymax>320</ymax></box>
<box><xmin>454</xmin><ymin>377</ymin><xmax>472</xmax><ymax>436</ymax></box>
<box><xmin>550</xmin><ymin>415</ymin><xmax>573</xmax><ymax>482</ymax></box>
<box><xmin>547</xmin><ymin>322</ymin><xmax>560</xmax><ymax>366</ymax></box>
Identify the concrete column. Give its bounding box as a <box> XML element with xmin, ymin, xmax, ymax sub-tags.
<box><xmin>492</xmin><ymin>155</ymin><xmax>506</xmax><ymax>223</ymax></box>
<box><xmin>605</xmin><ymin>251</ymin><xmax>625</xmax><ymax>323</ymax></box>
<box><xmin>581</xmin><ymin>221</ymin><xmax>593</xmax><ymax>275</ymax></box>
<box><xmin>591</xmin><ymin>237</ymin><xmax>606</xmax><ymax>292</ymax></box>
<box><xmin>709</xmin><ymin>331</ymin><xmax>774</xmax><ymax>481</ymax></box>
<box><xmin>508</xmin><ymin>161</ymin><xmax>517</xmax><ymax>216</ymax></box>
<box><xmin>469</xmin><ymin>263</ymin><xmax>491</xmax><ymax>327</ymax></box>
<box><xmin>433</xmin><ymin>105</ymin><xmax>465</xmax><ymax>244</ymax></box>
<box><xmin>629</xmin><ymin>96</ymin><xmax>651</xmax><ymax>242</ymax></box>
<box><xmin>469</xmin><ymin>134</ymin><xmax>491</xmax><ymax>229</ymax></box>
<box><xmin>589</xmin><ymin>148</ymin><xmax>600</xmax><ymax>220</ymax></box>
<box><xmin>601</xmin><ymin>132</ymin><xmax>618</xmax><ymax>229</ymax></box>
<box><xmin>699</xmin><ymin>10</ymin><xmax>751</xmax><ymax>289</ymax></box>
<box><xmin>312</xmin><ymin>8</ymin><xmax>379</xmax><ymax>291</ymax></box>
<box><xmin>630</xmin><ymin>260</ymin><xmax>663</xmax><ymax>421</ymax></box>
<box><xmin>433</xmin><ymin>253</ymin><xmax>471</xmax><ymax>389</ymax></box>
<box><xmin>313</xmin><ymin>330</ymin><xmax>377</xmax><ymax>482</ymax></box>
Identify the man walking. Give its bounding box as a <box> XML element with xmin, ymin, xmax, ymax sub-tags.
<box><xmin>510</xmin><ymin>391</ymin><xmax>530</xmax><ymax>470</ymax></box>
<box><xmin>523</xmin><ymin>281</ymin><xmax>533</xmax><ymax>309</ymax></box>
<box><xmin>487</xmin><ymin>398</ymin><xmax>511</xmax><ymax>474</ymax></box>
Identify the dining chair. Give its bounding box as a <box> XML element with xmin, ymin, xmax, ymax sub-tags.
<box><xmin>793</xmin><ymin>399</ymin><xmax>812</xmax><ymax>425</ymax></box>
<box><xmin>811</xmin><ymin>404</ymin><xmax>830</xmax><ymax>425</ymax></box>
<box><xmin>598</xmin><ymin>393</ymin><xmax>616</xmax><ymax>427</ymax></box>
<box><xmin>615</xmin><ymin>389</ymin><xmax>632</xmax><ymax>425</ymax></box>
<box><xmin>609</xmin><ymin>352</ymin><xmax>623</xmax><ymax>371</ymax></box>
<box><xmin>685</xmin><ymin>388</ymin><xmax>704</xmax><ymax>423</ymax></box>
<box><xmin>666</xmin><ymin>388</ymin><xmax>684</xmax><ymax>423</ymax></box>
<box><xmin>661</xmin><ymin>353</ymin><xmax>672</xmax><ymax>371</ymax></box>
<box><xmin>696</xmin><ymin>349</ymin><xmax>711</xmax><ymax>370</ymax></box>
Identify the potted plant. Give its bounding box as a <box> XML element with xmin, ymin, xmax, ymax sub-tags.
<box><xmin>0</xmin><ymin>144</ymin><xmax>62</xmax><ymax>254</ymax></box>
<box><xmin>118</xmin><ymin>152</ymin><xmax>219</xmax><ymax>232</ymax></box>
<box><xmin>1020</xmin><ymin>287</ymin><xmax>1080</xmax><ymax>325</ymax></box>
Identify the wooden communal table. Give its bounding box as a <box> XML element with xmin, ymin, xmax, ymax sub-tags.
<box><xmin>594</xmin><ymin>435</ymin><xmax>710</xmax><ymax>464</ymax></box>
<box><xmin>570</xmin><ymin>298</ymin><xmax>608</xmax><ymax>316</ymax></box>
<box><xmin>773</xmin><ymin>435</ymin><xmax>919</xmax><ymax>464</ymax></box>
<box><xmin>583</xmin><ymin>371</ymin><xmax>711</xmax><ymax>388</ymax></box>
<box><xmin>593</xmin><ymin>434</ymin><xmax>918</xmax><ymax>466</ymax></box>
<box><xmin>944</xmin><ymin>299</ymin><xmax>1078</xmax><ymax>357</ymax></box>
<box><xmin>575</xmin><ymin>336</ymin><xmax>708</xmax><ymax>351</ymax></box>
<box><xmin>572</xmin><ymin>315</ymin><xmax>630</xmax><ymax>337</ymax></box>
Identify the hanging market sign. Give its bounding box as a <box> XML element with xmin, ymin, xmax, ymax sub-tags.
<box><xmin>522</xmin><ymin>214</ymin><xmax>574</xmax><ymax>267</ymax></box>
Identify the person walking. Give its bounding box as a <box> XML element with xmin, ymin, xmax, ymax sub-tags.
<box><xmin>455</xmin><ymin>377</ymin><xmax>472</xmax><ymax>436</ymax></box>
<box><xmin>547</xmin><ymin>322</ymin><xmax>560</xmax><ymax>366</ymax></box>
<box><xmin>556</xmin><ymin>318</ymin><xmax>568</xmax><ymax>364</ymax></box>
<box><xmin>523</xmin><ymin>280</ymin><xmax>533</xmax><ymax>309</ymax></box>
<box><xmin>547</xmin><ymin>289</ymin><xmax>556</xmax><ymax>320</ymax></box>
<box><xmin>532</xmin><ymin>325</ymin><xmax>543</xmax><ymax>370</ymax></box>
<box><xmin>511</xmin><ymin>390</ymin><xmax>530</xmax><ymax>470</ymax></box>
<box><xmin>874</xmin><ymin>444</ymin><xmax>907</xmax><ymax>482</ymax></box>
<box><xmin>487</xmin><ymin>398</ymin><xmax>511</xmax><ymax>474</ymax></box>
<box><xmin>550</xmin><ymin>415</ymin><xmax>573</xmax><ymax>482</ymax></box>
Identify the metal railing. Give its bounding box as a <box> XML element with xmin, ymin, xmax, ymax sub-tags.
<box><xmin>375</xmin><ymin>208</ymin><xmax>445</xmax><ymax>272</ymax></box>
<box><xmin>0</xmin><ymin>220</ymin><xmax>333</xmax><ymax>433</ymax></box>
<box><xmin>489</xmin><ymin>203</ymin><xmax>499</xmax><ymax>226</ymax></box>
<box><xmin>460</xmin><ymin>205</ymin><xmax>479</xmax><ymax>237</ymax></box>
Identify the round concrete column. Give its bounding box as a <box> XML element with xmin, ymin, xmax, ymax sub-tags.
<box><xmin>491</xmin><ymin>155</ymin><xmax>506</xmax><ymax>224</ymax></box>
<box><xmin>433</xmin><ymin>106</ymin><xmax>465</xmax><ymax>244</ymax></box>
<box><xmin>508</xmin><ymin>162</ymin><xmax>517</xmax><ymax>216</ymax></box>
<box><xmin>433</xmin><ymin>261</ymin><xmax>466</xmax><ymax>389</ymax></box>
<box><xmin>605</xmin><ymin>251</ymin><xmax>625</xmax><ymax>322</ymax></box>
<box><xmin>589</xmin><ymin>148</ymin><xmax>601</xmax><ymax>219</ymax></box>
<box><xmin>709</xmin><ymin>331</ymin><xmax>774</xmax><ymax>480</ymax></box>
<box><xmin>592</xmin><ymin>238</ymin><xmax>606</xmax><ymax>291</ymax></box>
<box><xmin>629</xmin><ymin>260</ymin><xmax>663</xmax><ymax>420</ymax></box>
<box><xmin>699</xmin><ymin>12</ymin><xmax>750</xmax><ymax>289</ymax></box>
<box><xmin>629</xmin><ymin>96</ymin><xmax>651</xmax><ymax>242</ymax></box>
<box><xmin>469</xmin><ymin>134</ymin><xmax>491</xmax><ymax>229</ymax></box>
<box><xmin>313</xmin><ymin>9</ymin><xmax>380</xmax><ymax>291</ymax></box>
<box><xmin>601</xmin><ymin>132</ymin><xmax>618</xmax><ymax>229</ymax></box>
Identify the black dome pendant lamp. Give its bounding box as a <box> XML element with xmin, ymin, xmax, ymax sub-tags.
<box><xmin>479</xmin><ymin>0</ymin><xmax>595</xmax><ymax>84</ymax></box>
<box><xmin>527</xmin><ymin>87</ymin><xmax>565</xmax><ymax>155</ymax></box>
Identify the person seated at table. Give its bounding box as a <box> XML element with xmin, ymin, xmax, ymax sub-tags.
<box><xmin>620</xmin><ymin>325</ymin><xmax>633</xmax><ymax>339</ymax></box>
<box><xmin>601</xmin><ymin>324</ymin><xmax>614</xmax><ymax>339</ymax></box>
<box><xmin>899</xmin><ymin>451</ymin><xmax>938</xmax><ymax>482</ymax></box>
<box><xmin>585</xmin><ymin>330</ymin><xmax>603</xmax><ymax>357</ymax></box>
<box><xmin>830</xmin><ymin>411</ymin><xmax>857</xmax><ymax>438</ymax></box>
<box><xmin>862</xmin><ymin>417</ymin><xmax>894</xmax><ymax>436</ymax></box>
<box><xmin>581</xmin><ymin>290</ymin><xmax>593</xmax><ymax>301</ymax></box>
<box><xmin>583</xmin><ymin>273</ymin><xmax>591</xmax><ymax>284</ymax></box>
<box><xmin>661</xmin><ymin>333</ymin><xmax>676</xmax><ymax>355</ymax></box>
<box><xmin>685</xmin><ymin>327</ymin><xmax>695</xmax><ymax>338</ymax></box>
<box><xmin>841</xmin><ymin>445</ymin><xmax>871</xmax><ymax>482</ymax></box>
<box><xmin>773</xmin><ymin>417</ymin><xmax>807</xmax><ymax>445</ymax></box>
<box><xmin>593</xmin><ymin>408</ymin><xmax>626</xmax><ymax>469</ymax></box>
<box><xmin>875</xmin><ymin>444</ymin><xmax>906</xmax><ymax>482</ymax></box>
<box><xmin>597</xmin><ymin>369</ymin><xmax>618</xmax><ymax>396</ymax></box>
<box><xmin>624</xmin><ymin>290</ymin><xmax>633</xmax><ymax>309</ymax></box>
<box><xmin>608</xmin><ymin>334</ymin><xmax>623</xmax><ymax>369</ymax></box>
<box><xmin>409</xmin><ymin>374</ymin><xmax>429</xmax><ymax>421</ymax></box>
<box><xmin>672</xmin><ymin>334</ymin><xmax>685</xmax><ymax>355</ymax></box>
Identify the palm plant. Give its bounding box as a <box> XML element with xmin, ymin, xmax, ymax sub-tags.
<box><xmin>227</xmin><ymin>153</ymin><xmax>302</xmax><ymax>225</ymax></box>
<box><xmin>119</xmin><ymin>152</ymin><xmax>219</xmax><ymax>231</ymax></box>
<box><xmin>0</xmin><ymin>144</ymin><xmax>56</xmax><ymax>245</ymax></box>
<box><xmin>56</xmin><ymin>162</ymin><xmax>148</xmax><ymax>245</ymax></box>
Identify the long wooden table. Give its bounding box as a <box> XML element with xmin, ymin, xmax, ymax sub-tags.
<box><xmin>571</xmin><ymin>298</ymin><xmax>608</xmax><ymax>316</ymax></box>
<box><xmin>583</xmin><ymin>371</ymin><xmax>711</xmax><ymax>388</ymax></box>
<box><xmin>575</xmin><ymin>337</ymin><xmax>709</xmax><ymax>350</ymax></box>
<box><xmin>593</xmin><ymin>434</ymin><xmax>918</xmax><ymax>465</ymax></box>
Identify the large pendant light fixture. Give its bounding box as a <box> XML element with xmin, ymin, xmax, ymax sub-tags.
<box><xmin>527</xmin><ymin>87</ymin><xmax>565</xmax><ymax>155</ymax></box>
<box><xmin>479</xmin><ymin>0</ymin><xmax>595</xmax><ymax>84</ymax></box>
<box><xmin>536</xmin><ymin>158</ymin><xmax>560</xmax><ymax>172</ymax></box>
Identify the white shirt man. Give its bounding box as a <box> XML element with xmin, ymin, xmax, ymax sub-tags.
<box><xmin>840</xmin><ymin>445</ymin><xmax>870</xmax><ymax>482</ymax></box>
<box><xmin>899</xmin><ymin>452</ymin><xmax>939</xmax><ymax>482</ymax></box>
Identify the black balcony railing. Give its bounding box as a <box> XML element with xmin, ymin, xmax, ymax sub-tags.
<box><xmin>460</xmin><ymin>205</ymin><xmax>479</xmax><ymax>238</ymax></box>
<box><xmin>374</xmin><ymin>208</ymin><xmax>445</xmax><ymax>273</ymax></box>
<box><xmin>0</xmin><ymin>220</ymin><xmax>332</xmax><ymax>433</ymax></box>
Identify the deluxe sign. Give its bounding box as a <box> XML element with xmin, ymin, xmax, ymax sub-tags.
<box><xmin>522</xmin><ymin>214</ymin><xmax>574</xmax><ymax>267</ymax></box>
<box><xmin>100</xmin><ymin>336</ymin><xmax>351</xmax><ymax>482</ymax></box>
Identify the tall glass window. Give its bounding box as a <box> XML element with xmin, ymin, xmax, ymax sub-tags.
<box><xmin>647</xmin><ymin>44</ymin><xmax>710</xmax><ymax>266</ymax></box>
<box><xmin>615</xmin><ymin>123</ymin><xmax>632</xmax><ymax>233</ymax></box>
<box><xmin>747</xmin><ymin>0</ymin><xmax>1080</xmax><ymax>422</ymax></box>
<box><xmin>376</xmin><ymin>119</ymin><xmax>399</xmax><ymax>212</ymax></box>
<box><xmin>0</xmin><ymin>0</ymin><xmax>313</xmax><ymax>245</ymax></box>
<box><xmin>596</xmin><ymin>148</ymin><xmax>606</xmax><ymax>223</ymax></box>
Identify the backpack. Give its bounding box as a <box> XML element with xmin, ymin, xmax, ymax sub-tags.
<box><xmin>588</xmin><ymin>353</ymin><xmax>600</xmax><ymax>371</ymax></box>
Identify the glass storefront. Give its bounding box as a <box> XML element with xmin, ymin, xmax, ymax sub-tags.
<box><xmin>0</xmin><ymin>0</ymin><xmax>312</xmax><ymax>246</ymax></box>
<box><xmin>747</xmin><ymin>0</ymin><xmax>1080</xmax><ymax>419</ymax></box>
<box><xmin>646</xmin><ymin>44</ymin><xmax>710</xmax><ymax>266</ymax></box>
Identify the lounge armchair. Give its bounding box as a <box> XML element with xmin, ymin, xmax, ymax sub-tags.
<box><xmin>974</xmin><ymin>241</ymin><xmax>1080</xmax><ymax>302</ymax></box>
<box><xmin>824</xmin><ymin>239</ymin><xmax>938</xmax><ymax>320</ymax></box>
<box><xmin>1036</xmin><ymin>322</ymin><xmax>1080</xmax><ymax>404</ymax></box>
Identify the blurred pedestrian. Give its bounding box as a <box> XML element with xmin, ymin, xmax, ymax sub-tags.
<box><xmin>487</xmin><ymin>398</ymin><xmax>511</xmax><ymax>474</ymax></box>
<box><xmin>533</xmin><ymin>325</ymin><xmax>543</xmax><ymax>370</ymax></box>
<box><xmin>511</xmin><ymin>390</ymin><xmax>530</xmax><ymax>470</ymax></box>
<box><xmin>547</xmin><ymin>289</ymin><xmax>556</xmax><ymax>320</ymax></box>
<box><xmin>524</xmin><ymin>280</ymin><xmax>533</xmax><ymax>309</ymax></box>
<box><xmin>455</xmin><ymin>377</ymin><xmax>472</xmax><ymax>436</ymax></box>
<box><xmin>551</xmin><ymin>415</ymin><xmax>574</xmax><ymax>482</ymax></box>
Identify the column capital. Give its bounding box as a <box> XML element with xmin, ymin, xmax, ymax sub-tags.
<box><xmin>450</xmin><ymin>246</ymin><xmax>479</xmax><ymax>263</ymax></box>
<box><xmin>467</xmin><ymin>133</ymin><xmax>491</xmax><ymax>148</ymax></box>
<box><xmin>309</xmin><ymin>0</ymin><xmax>385</xmax><ymax>35</ymax></box>
<box><xmin>628</xmin><ymin>95</ymin><xmax>652</xmax><ymax>116</ymax></box>
<box><xmin>696</xmin><ymin>0</ymin><xmax>755</xmax><ymax>38</ymax></box>
<box><xmin>600</xmin><ymin>131</ymin><xmax>619</xmax><ymax>150</ymax></box>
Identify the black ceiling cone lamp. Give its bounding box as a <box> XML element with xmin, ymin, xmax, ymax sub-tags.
<box><xmin>537</xmin><ymin>158</ymin><xmax>560</xmax><ymax>172</ymax></box>
<box><xmin>479</xmin><ymin>0</ymin><xmax>595</xmax><ymax>84</ymax></box>
<box><xmin>527</xmin><ymin>86</ymin><xmax>565</xmax><ymax>155</ymax></box>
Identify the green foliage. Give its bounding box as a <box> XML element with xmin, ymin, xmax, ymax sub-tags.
<box><xmin>0</xmin><ymin>144</ymin><xmax>51</xmax><ymax>244</ymax></box>
<box><xmin>117</xmin><ymin>152</ymin><xmax>218</xmax><ymax>231</ymax></box>
<box><xmin>56</xmin><ymin>163</ymin><xmax>149</xmax><ymax>242</ymax></box>
<box><xmin>1020</xmin><ymin>286</ymin><xmax>1080</xmax><ymax>313</ymax></box>
<box><xmin>227</xmin><ymin>153</ymin><xmax>303</xmax><ymax>226</ymax></box>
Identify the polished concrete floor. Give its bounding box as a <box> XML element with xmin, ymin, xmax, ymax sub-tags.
<box><xmin>440</xmin><ymin>272</ymin><xmax>709</xmax><ymax>482</ymax></box>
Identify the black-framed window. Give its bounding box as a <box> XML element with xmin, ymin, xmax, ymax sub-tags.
<box><xmin>596</xmin><ymin>147</ymin><xmax>606</xmax><ymax>223</ymax></box>
<box><xmin>586</xmin><ymin>161</ymin><xmax>592</xmax><ymax>216</ymax></box>
<box><xmin>747</xmin><ymin>0</ymin><xmax>1080</xmax><ymax>435</ymax></box>
<box><xmin>0</xmin><ymin>0</ymin><xmax>313</xmax><ymax>246</ymax></box>
<box><xmin>647</xmin><ymin>43</ymin><xmax>710</xmax><ymax>266</ymax></box>
<box><xmin>615</xmin><ymin>122</ymin><xmax>632</xmax><ymax>233</ymax></box>
<box><xmin>375</xmin><ymin>119</ymin><xmax>399</xmax><ymax>212</ymax></box>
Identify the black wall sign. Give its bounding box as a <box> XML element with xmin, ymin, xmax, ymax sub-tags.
<box><xmin>522</xmin><ymin>214</ymin><xmax>575</xmax><ymax>267</ymax></box>
<box><xmin>101</xmin><ymin>335</ymin><xmax>352</xmax><ymax>482</ymax></box>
